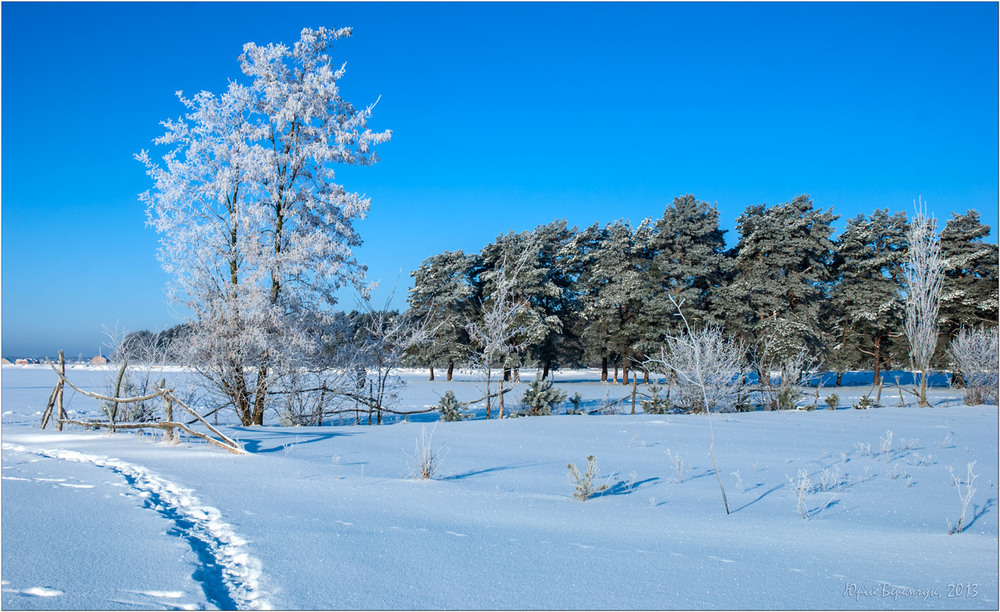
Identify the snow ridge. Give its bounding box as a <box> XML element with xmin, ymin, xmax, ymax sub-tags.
<box><xmin>2</xmin><ymin>443</ymin><xmax>272</xmax><ymax>610</ymax></box>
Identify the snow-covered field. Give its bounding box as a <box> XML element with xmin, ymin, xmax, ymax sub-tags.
<box><xmin>2</xmin><ymin>364</ymin><xmax>997</xmax><ymax>610</ymax></box>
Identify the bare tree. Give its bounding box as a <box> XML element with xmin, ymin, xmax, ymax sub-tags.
<box><xmin>647</xmin><ymin>297</ymin><xmax>744</xmax><ymax>514</ymax></box>
<box><xmin>904</xmin><ymin>201</ymin><xmax>945</xmax><ymax>406</ymax></box>
<box><xmin>948</xmin><ymin>326</ymin><xmax>999</xmax><ymax>405</ymax></box>
<box><xmin>751</xmin><ymin>339</ymin><xmax>821</xmax><ymax>410</ymax></box>
<box><xmin>466</xmin><ymin>243</ymin><xmax>541</xmax><ymax>419</ymax></box>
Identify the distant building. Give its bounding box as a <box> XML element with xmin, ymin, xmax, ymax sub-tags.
<box><xmin>1</xmin><ymin>358</ymin><xmax>12</xmax><ymax>365</ymax></box>
<box><xmin>90</xmin><ymin>355</ymin><xmax>110</xmax><ymax>365</ymax></box>
<box><xmin>15</xmin><ymin>358</ymin><xmax>39</xmax><ymax>365</ymax></box>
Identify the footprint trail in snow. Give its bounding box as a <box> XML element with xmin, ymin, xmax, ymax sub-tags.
<box><xmin>2</xmin><ymin>443</ymin><xmax>272</xmax><ymax>610</ymax></box>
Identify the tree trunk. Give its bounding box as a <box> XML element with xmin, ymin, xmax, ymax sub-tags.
<box><xmin>601</xmin><ymin>356</ymin><xmax>608</xmax><ymax>382</ymax></box>
<box><xmin>251</xmin><ymin>365</ymin><xmax>268</xmax><ymax>426</ymax></box>
<box><xmin>836</xmin><ymin>371</ymin><xmax>843</xmax><ymax>386</ymax></box>
<box><xmin>622</xmin><ymin>361</ymin><xmax>630</xmax><ymax>385</ymax></box>
<box><xmin>503</xmin><ymin>367</ymin><xmax>511</xmax><ymax>382</ymax></box>
<box><xmin>512</xmin><ymin>368</ymin><xmax>520</xmax><ymax>382</ymax></box>
<box><xmin>498</xmin><ymin>380</ymin><xmax>506</xmax><ymax>418</ymax></box>
<box><xmin>485</xmin><ymin>369</ymin><xmax>492</xmax><ymax>419</ymax></box>
<box><xmin>643</xmin><ymin>370</ymin><xmax>649</xmax><ymax>384</ymax></box>
<box><xmin>613</xmin><ymin>363</ymin><xmax>619</xmax><ymax>384</ymax></box>
<box><xmin>542</xmin><ymin>361</ymin><xmax>551</xmax><ymax>379</ymax></box>
<box><xmin>872</xmin><ymin>335</ymin><xmax>883</xmax><ymax>386</ymax></box>
<box><xmin>428</xmin><ymin>365</ymin><xmax>435</xmax><ymax>382</ymax></box>
<box><xmin>447</xmin><ymin>360</ymin><xmax>454</xmax><ymax>381</ymax></box>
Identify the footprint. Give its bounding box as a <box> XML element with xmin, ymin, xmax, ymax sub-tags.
<box><xmin>21</xmin><ymin>587</ymin><xmax>63</xmax><ymax>597</ymax></box>
<box><xmin>445</xmin><ymin>531</ymin><xmax>467</xmax><ymax>537</ymax></box>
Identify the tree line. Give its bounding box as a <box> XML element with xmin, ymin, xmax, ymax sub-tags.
<box><xmin>404</xmin><ymin>194</ymin><xmax>998</xmax><ymax>385</ymax></box>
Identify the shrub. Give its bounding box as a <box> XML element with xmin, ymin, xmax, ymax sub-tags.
<box><xmin>519</xmin><ymin>373</ymin><xmax>567</xmax><ymax>416</ymax></box>
<box><xmin>437</xmin><ymin>391</ymin><xmax>468</xmax><ymax>422</ymax></box>
<box><xmin>567</xmin><ymin>455</ymin><xmax>609</xmax><ymax>501</ymax></box>
<box><xmin>641</xmin><ymin>383</ymin><xmax>672</xmax><ymax>414</ymax></box>
<box><xmin>949</xmin><ymin>326</ymin><xmax>999</xmax><ymax>405</ymax></box>
<box><xmin>824</xmin><ymin>393</ymin><xmax>839</xmax><ymax>410</ymax></box>
<box><xmin>409</xmin><ymin>426</ymin><xmax>443</xmax><ymax>480</ymax></box>
<box><xmin>565</xmin><ymin>392</ymin><xmax>584</xmax><ymax>414</ymax></box>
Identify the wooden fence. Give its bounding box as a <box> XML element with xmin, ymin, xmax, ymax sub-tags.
<box><xmin>40</xmin><ymin>351</ymin><xmax>244</xmax><ymax>454</ymax></box>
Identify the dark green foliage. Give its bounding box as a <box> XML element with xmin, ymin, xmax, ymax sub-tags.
<box><xmin>721</xmin><ymin>195</ymin><xmax>838</xmax><ymax>360</ymax></box>
<box><xmin>827</xmin><ymin>210</ymin><xmax>909</xmax><ymax>383</ymax></box>
<box><xmin>407</xmin><ymin>251</ymin><xmax>476</xmax><ymax>379</ymax></box>
<box><xmin>937</xmin><ymin>211</ymin><xmax>999</xmax><ymax>363</ymax></box>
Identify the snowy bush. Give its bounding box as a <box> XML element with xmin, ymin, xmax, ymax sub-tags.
<box><xmin>567</xmin><ymin>455</ymin><xmax>609</xmax><ymax>501</ymax></box>
<box><xmin>640</xmin><ymin>383</ymin><xmax>672</xmax><ymax>414</ymax></box>
<box><xmin>824</xmin><ymin>393</ymin><xmax>839</xmax><ymax>410</ymax></box>
<box><xmin>518</xmin><ymin>373</ymin><xmax>568</xmax><ymax>416</ymax></box>
<box><xmin>650</xmin><ymin>326</ymin><xmax>745</xmax><ymax>414</ymax></box>
<box><xmin>565</xmin><ymin>392</ymin><xmax>585</xmax><ymax>415</ymax></box>
<box><xmin>948</xmin><ymin>326</ymin><xmax>999</xmax><ymax>405</ymax></box>
<box><xmin>409</xmin><ymin>426</ymin><xmax>443</xmax><ymax>480</ymax></box>
<box><xmin>853</xmin><ymin>395</ymin><xmax>874</xmax><ymax>410</ymax></box>
<box><xmin>787</xmin><ymin>469</ymin><xmax>812</xmax><ymax>519</ymax></box>
<box><xmin>437</xmin><ymin>391</ymin><xmax>468</xmax><ymax>422</ymax></box>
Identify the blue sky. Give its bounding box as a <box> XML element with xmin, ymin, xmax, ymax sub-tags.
<box><xmin>2</xmin><ymin>2</ymin><xmax>997</xmax><ymax>359</ymax></box>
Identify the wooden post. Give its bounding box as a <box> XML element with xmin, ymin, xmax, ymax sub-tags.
<box><xmin>631</xmin><ymin>379</ymin><xmax>638</xmax><ymax>415</ymax></box>
<box><xmin>161</xmin><ymin>378</ymin><xmax>174</xmax><ymax>443</ymax></box>
<box><xmin>109</xmin><ymin>358</ymin><xmax>128</xmax><ymax>433</ymax></box>
<box><xmin>56</xmin><ymin>351</ymin><xmax>66</xmax><ymax>431</ymax></box>
<box><xmin>40</xmin><ymin>384</ymin><xmax>59</xmax><ymax>429</ymax></box>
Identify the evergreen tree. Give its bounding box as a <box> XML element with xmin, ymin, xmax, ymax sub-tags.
<box><xmin>407</xmin><ymin>250</ymin><xmax>475</xmax><ymax>381</ymax></box>
<box><xmin>827</xmin><ymin>209</ymin><xmax>909</xmax><ymax>384</ymax></box>
<box><xmin>645</xmin><ymin>194</ymin><xmax>730</xmax><ymax>337</ymax></box>
<box><xmin>938</xmin><ymin>211</ymin><xmax>999</xmax><ymax>362</ymax></box>
<box><xmin>721</xmin><ymin>195</ymin><xmax>838</xmax><ymax>361</ymax></box>
<box><xmin>585</xmin><ymin>219</ymin><xmax>656</xmax><ymax>384</ymax></box>
<box><xmin>527</xmin><ymin>220</ymin><xmax>584</xmax><ymax>377</ymax></box>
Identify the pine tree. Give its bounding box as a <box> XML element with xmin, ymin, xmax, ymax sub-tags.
<box><xmin>938</xmin><ymin>211</ymin><xmax>999</xmax><ymax>363</ymax></box>
<box><xmin>528</xmin><ymin>220</ymin><xmax>584</xmax><ymax>377</ymax></box>
<box><xmin>827</xmin><ymin>209</ymin><xmax>909</xmax><ymax>384</ymax></box>
<box><xmin>407</xmin><ymin>251</ymin><xmax>475</xmax><ymax>381</ymax></box>
<box><xmin>644</xmin><ymin>195</ymin><xmax>730</xmax><ymax>343</ymax></box>
<box><xmin>586</xmin><ymin>219</ymin><xmax>656</xmax><ymax>384</ymax></box>
<box><xmin>721</xmin><ymin>195</ymin><xmax>838</xmax><ymax>361</ymax></box>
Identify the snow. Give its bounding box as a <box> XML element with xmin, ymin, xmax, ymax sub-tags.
<box><xmin>2</xmin><ymin>365</ymin><xmax>997</xmax><ymax>609</ymax></box>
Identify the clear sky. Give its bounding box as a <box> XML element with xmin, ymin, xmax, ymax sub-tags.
<box><xmin>2</xmin><ymin>1</ymin><xmax>997</xmax><ymax>359</ymax></box>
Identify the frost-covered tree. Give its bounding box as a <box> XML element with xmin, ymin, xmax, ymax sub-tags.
<box><xmin>720</xmin><ymin>195</ymin><xmax>837</xmax><ymax>363</ymax></box>
<box><xmin>584</xmin><ymin>219</ymin><xmax>657</xmax><ymax>384</ymax></box>
<box><xmin>466</xmin><ymin>243</ymin><xmax>540</xmax><ymax>419</ymax></box>
<box><xmin>948</xmin><ymin>326</ymin><xmax>999</xmax><ymax>405</ymax></box>
<box><xmin>407</xmin><ymin>250</ymin><xmax>476</xmax><ymax>381</ymax></box>
<box><xmin>904</xmin><ymin>204</ymin><xmax>945</xmax><ymax>407</ymax></box>
<box><xmin>527</xmin><ymin>220</ymin><xmax>585</xmax><ymax>377</ymax></box>
<box><xmin>647</xmin><ymin>195</ymin><xmax>729</xmax><ymax>332</ymax></box>
<box><xmin>938</xmin><ymin>211</ymin><xmax>999</xmax><ymax>362</ymax></box>
<box><xmin>827</xmin><ymin>210</ymin><xmax>909</xmax><ymax>384</ymax></box>
<box><xmin>138</xmin><ymin>27</ymin><xmax>390</xmax><ymax>425</ymax></box>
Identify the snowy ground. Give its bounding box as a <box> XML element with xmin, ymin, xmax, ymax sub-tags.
<box><xmin>2</xmin><ymin>364</ymin><xmax>997</xmax><ymax>610</ymax></box>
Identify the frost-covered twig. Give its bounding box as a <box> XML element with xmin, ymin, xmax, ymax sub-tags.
<box><xmin>567</xmin><ymin>455</ymin><xmax>609</xmax><ymax>501</ymax></box>
<box><xmin>947</xmin><ymin>461</ymin><xmax>978</xmax><ymax>534</ymax></box>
